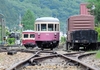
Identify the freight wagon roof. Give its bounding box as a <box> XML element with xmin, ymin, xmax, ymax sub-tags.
<box><xmin>68</xmin><ymin>15</ymin><xmax>94</xmax><ymax>20</ymax></box>
<box><xmin>69</xmin><ymin>15</ymin><xmax>94</xmax><ymax>18</ymax></box>
<box><xmin>35</xmin><ymin>17</ymin><xmax>59</xmax><ymax>22</ymax></box>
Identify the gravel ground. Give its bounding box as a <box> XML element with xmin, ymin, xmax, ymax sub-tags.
<box><xmin>0</xmin><ymin>52</ymin><xmax>33</xmax><ymax>70</ymax></box>
<box><xmin>1</xmin><ymin>45</ymin><xmax>98</xmax><ymax>70</ymax></box>
<box><xmin>22</xmin><ymin>57</ymin><xmax>79</xmax><ymax>70</ymax></box>
<box><xmin>23</xmin><ymin>65</ymin><xmax>78</xmax><ymax>70</ymax></box>
<box><xmin>80</xmin><ymin>54</ymin><xmax>100</xmax><ymax>70</ymax></box>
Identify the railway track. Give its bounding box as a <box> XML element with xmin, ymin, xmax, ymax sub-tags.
<box><xmin>0</xmin><ymin>46</ymin><xmax>99</xmax><ymax>70</ymax></box>
<box><xmin>3</xmin><ymin>49</ymin><xmax>97</xmax><ymax>70</ymax></box>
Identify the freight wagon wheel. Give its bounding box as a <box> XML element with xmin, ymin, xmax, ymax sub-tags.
<box><xmin>88</xmin><ymin>43</ymin><xmax>96</xmax><ymax>50</ymax></box>
<box><xmin>75</xmin><ymin>45</ymin><xmax>79</xmax><ymax>51</ymax></box>
<box><xmin>95</xmin><ymin>43</ymin><xmax>99</xmax><ymax>50</ymax></box>
<box><xmin>72</xmin><ymin>44</ymin><xmax>79</xmax><ymax>51</ymax></box>
<box><xmin>66</xmin><ymin>42</ymin><xmax>70</xmax><ymax>51</ymax></box>
<box><xmin>93</xmin><ymin>43</ymin><xmax>98</xmax><ymax>50</ymax></box>
<box><xmin>96</xmin><ymin>43</ymin><xmax>99</xmax><ymax>50</ymax></box>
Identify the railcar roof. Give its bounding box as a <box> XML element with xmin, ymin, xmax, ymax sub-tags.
<box><xmin>22</xmin><ymin>30</ymin><xmax>35</xmax><ymax>32</ymax></box>
<box><xmin>35</xmin><ymin>17</ymin><xmax>59</xmax><ymax>22</ymax></box>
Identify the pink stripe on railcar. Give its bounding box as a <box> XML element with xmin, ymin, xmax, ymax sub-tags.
<box><xmin>35</xmin><ymin>32</ymin><xmax>59</xmax><ymax>41</ymax></box>
<box><xmin>22</xmin><ymin>39</ymin><xmax>35</xmax><ymax>45</ymax></box>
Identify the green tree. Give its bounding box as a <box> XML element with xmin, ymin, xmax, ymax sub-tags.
<box><xmin>95</xmin><ymin>27</ymin><xmax>100</xmax><ymax>41</ymax></box>
<box><xmin>21</xmin><ymin>10</ymin><xmax>35</xmax><ymax>30</ymax></box>
<box><xmin>2</xmin><ymin>0</ymin><xmax>86</xmax><ymax>32</ymax></box>
<box><xmin>87</xmin><ymin>0</ymin><xmax>100</xmax><ymax>24</ymax></box>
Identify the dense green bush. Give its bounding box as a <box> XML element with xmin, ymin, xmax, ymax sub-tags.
<box><xmin>61</xmin><ymin>36</ymin><xmax>66</xmax><ymax>43</ymax></box>
<box><xmin>96</xmin><ymin>51</ymin><xmax>100</xmax><ymax>59</ymax></box>
<box><xmin>7</xmin><ymin>38</ymin><xmax>15</xmax><ymax>45</ymax></box>
<box><xmin>95</xmin><ymin>27</ymin><xmax>100</xmax><ymax>41</ymax></box>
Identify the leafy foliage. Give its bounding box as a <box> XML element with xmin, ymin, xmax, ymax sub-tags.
<box><xmin>61</xmin><ymin>36</ymin><xmax>66</xmax><ymax>43</ymax></box>
<box><xmin>87</xmin><ymin>0</ymin><xmax>100</xmax><ymax>24</ymax></box>
<box><xmin>95</xmin><ymin>27</ymin><xmax>100</xmax><ymax>41</ymax></box>
<box><xmin>87</xmin><ymin>0</ymin><xmax>100</xmax><ymax>41</ymax></box>
<box><xmin>0</xmin><ymin>0</ymin><xmax>86</xmax><ymax>32</ymax></box>
<box><xmin>7</xmin><ymin>38</ymin><xmax>15</xmax><ymax>45</ymax></box>
<box><xmin>96</xmin><ymin>50</ymin><xmax>100</xmax><ymax>59</ymax></box>
<box><xmin>21</xmin><ymin>10</ymin><xmax>35</xmax><ymax>30</ymax></box>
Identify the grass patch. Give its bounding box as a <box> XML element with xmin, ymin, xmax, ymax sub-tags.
<box><xmin>95</xmin><ymin>50</ymin><xmax>100</xmax><ymax>59</ymax></box>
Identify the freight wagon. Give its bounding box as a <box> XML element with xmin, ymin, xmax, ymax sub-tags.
<box><xmin>66</xmin><ymin>15</ymin><xmax>98</xmax><ymax>51</ymax></box>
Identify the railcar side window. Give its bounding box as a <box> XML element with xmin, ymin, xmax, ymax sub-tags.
<box><xmin>30</xmin><ymin>34</ymin><xmax>35</xmax><ymax>38</ymax></box>
<box><xmin>24</xmin><ymin>34</ymin><xmax>28</xmax><ymax>38</ymax></box>
<box><xmin>41</xmin><ymin>24</ymin><xmax>46</xmax><ymax>31</ymax></box>
<box><xmin>48</xmin><ymin>24</ymin><xmax>53</xmax><ymax>31</ymax></box>
<box><xmin>57</xmin><ymin>24</ymin><xmax>59</xmax><ymax>31</ymax></box>
<box><xmin>55</xmin><ymin>24</ymin><xmax>59</xmax><ymax>31</ymax></box>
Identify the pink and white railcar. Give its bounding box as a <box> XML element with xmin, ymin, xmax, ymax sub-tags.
<box><xmin>22</xmin><ymin>30</ymin><xmax>36</xmax><ymax>48</ymax></box>
<box><xmin>35</xmin><ymin>17</ymin><xmax>60</xmax><ymax>50</ymax></box>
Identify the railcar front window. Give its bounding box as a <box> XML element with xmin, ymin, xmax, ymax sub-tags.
<box><xmin>41</xmin><ymin>24</ymin><xmax>46</xmax><ymax>31</ymax></box>
<box><xmin>48</xmin><ymin>24</ymin><xmax>53</xmax><ymax>31</ymax></box>
<box><xmin>24</xmin><ymin>34</ymin><xmax>28</xmax><ymax>38</ymax></box>
<box><xmin>30</xmin><ymin>34</ymin><xmax>35</xmax><ymax>38</ymax></box>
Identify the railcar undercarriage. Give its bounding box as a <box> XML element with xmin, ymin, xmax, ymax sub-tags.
<box><xmin>36</xmin><ymin>41</ymin><xmax>59</xmax><ymax>50</ymax></box>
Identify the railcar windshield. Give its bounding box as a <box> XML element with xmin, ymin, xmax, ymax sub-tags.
<box><xmin>24</xmin><ymin>34</ymin><xmax>28</xmax><ymax>38</ymax></box>
<box><xmin>48</xmin><ymin>24</ymin><xmax>53</xmax><ymax>31</ymax></box>
<box><xmin>35</xmin><ymin>23</ymin><xmax>59</xmax><ymax>31</ymax></box>
<box><xmin>30</xmin><ymin>34</ymin><xmax>35</xmax><ymax>38</ymax></box>
<box><xmin>41</xmin><ymin>24</ymin><xmax>46</xmax><ymax>31</ymax></box>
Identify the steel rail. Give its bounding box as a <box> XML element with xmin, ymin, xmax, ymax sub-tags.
<box><xmin>30</xmin><ymin>52</ymin><xmax>98</xmax><ymax>70</ymax></box>
<box><xmin>61</xmin><ymin>53</ymin><xmax>98</xmax><ymax>70</ymax></box>
<box><xmin>6</xmin><ymin>50</ymin><xmax>41</xmax><ymax>70</ymax></box>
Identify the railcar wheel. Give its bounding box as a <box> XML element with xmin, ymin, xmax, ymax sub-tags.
<box><xmin>25</xmin><ymin>46</ymin><xmax>29</xmax><ymax>49</ymax></box>
<box><xmin>50</xmin><ymin>48</ymin><xmax>53</xmax><ymax>50</ymax></box>
<box><xmin>41</xmin><ymin>48</ymin><xmax>44</xmax><ymax>50</ymax></box>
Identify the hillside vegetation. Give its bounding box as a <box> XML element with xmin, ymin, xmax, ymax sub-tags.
<box><xmin>0</xmin><ymin>0</ymin><xmax>86</xmax><ymax>32</ymax></box>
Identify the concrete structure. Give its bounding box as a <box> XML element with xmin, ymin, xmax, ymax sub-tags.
<box><xmin>0</xmin><ymin>13</ymin><xmax>5</xmax><ymax>43</ymax></box>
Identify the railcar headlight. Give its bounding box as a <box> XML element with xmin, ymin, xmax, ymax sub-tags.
<box><xmin>54</xmin><ymin>33</ymin><xmax>57</xmax><ymax>35</ymax></box>
<box><xmin>38</xmin><ymin>33</ymin><xmax>40</xmax><ymax>35</ymax></box>
<box><xmin>23</xmin><ymin>39</ymin><xmax>25</xmax><ymax>40</ymax></box>
<box><xmin>75</xmin><ymin>40</ymin><xmax>78</xmax><ymax>43</ymax></box>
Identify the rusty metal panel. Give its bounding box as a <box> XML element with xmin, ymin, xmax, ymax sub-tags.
<box><xmin>80</xmin><ymin>3</ymin><xmax>90</xmax><ymax>15</ymax></box>
<box><xmin>67</xmin><ymin>15</ymin><xmax>94</xmax><ymax>41</ymax></box>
